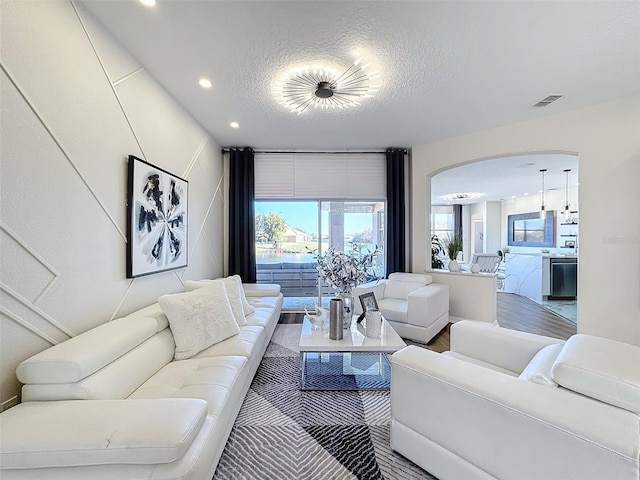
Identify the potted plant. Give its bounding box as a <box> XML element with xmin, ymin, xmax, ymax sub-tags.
<box><xmin>431</xmin><ymin>234</ymin><xmax>444</xmax><ymax>269</ymax></box>
<box><xmin>443</xmin><ymin>234</ymin><xmax>463</xmax><ymax>272</ymax></box>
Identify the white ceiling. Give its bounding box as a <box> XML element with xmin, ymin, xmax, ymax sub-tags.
<box><xmin>80</xmin><ymin>0</ymin><xmax>639</xmax><ymax>202</ymax></box>
<box><xmin>430</xmin><ymin>152</ymin><xmax>578</xmax><ymax>205</ymax></box>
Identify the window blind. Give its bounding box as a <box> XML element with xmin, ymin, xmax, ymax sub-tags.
<box><xmin>255</xmin><ymin>152</ymin><xmax>386</xmax><ymax>199</ymax></box>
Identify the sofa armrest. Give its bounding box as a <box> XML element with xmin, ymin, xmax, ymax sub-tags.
<box><xmin>450</xmin><ymin>320</ymin><xmax>564</xmax><ymax>374</ymax></box>
<box><xmin>242</xmin><ymin>283</ymin><xmax>281</xmax><ymax>297</ymax></box>
<box><xmin>0</xmin><ymin>398</ymin><xmax>208</xmax><ymax>469</ymax></box>
<box><xmin>406</xmin><ymin>284</ymin><xmax>449</xmax><ymax>327</ymax></box>
<box><xmin>353</xmin><ymin>280</ymin><xmax>388</xmax><ymax>314</ymax></box>
<box><xmin>390</xmin><ymin>346</ymin><xmax>640</xmax><ymax>480</ymax></box>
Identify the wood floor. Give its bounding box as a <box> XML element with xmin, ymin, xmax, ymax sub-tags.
<box><xmin>279</xmin><ymin>292</ymin><xmax>577</xmax><ymax>354</ymax></box>
<box><xmin>426</xmin><ymin>292</ymin><xmax>576</xmax><ymax>353</ymax></box>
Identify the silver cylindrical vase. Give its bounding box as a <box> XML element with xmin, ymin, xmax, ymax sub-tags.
<box><xmin>329</xmin><ymin>298</ymin><xmax>344</xmax><ymax>340</ymax></box>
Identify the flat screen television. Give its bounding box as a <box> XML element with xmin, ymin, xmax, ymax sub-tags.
<box><xmin>507</xmin><ymin>211</ymin><xmax>555</xmax><ymax>247</ymax></box>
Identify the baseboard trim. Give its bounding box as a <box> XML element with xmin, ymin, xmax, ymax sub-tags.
<box><xmin>1</xmin><ymin>395</ymin><xmax>18</xmax><ymax>412</ymax></box>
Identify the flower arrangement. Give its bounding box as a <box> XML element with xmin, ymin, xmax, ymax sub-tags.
<box><xmin>311</xmin><ymin>243</ymin><xmax>380</xmax><ymax>293</ymax></box>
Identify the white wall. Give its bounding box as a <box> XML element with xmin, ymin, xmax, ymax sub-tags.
<box><xmin>412</xmin><ymin>96</ymin><xmax>640</xmax><ymax>346</ymax></box>
<box><xmin>485</xmin><ymin>201</ymin><xmax>502</xmax><ymax>254</ymax></box>
<box><xmin>0</xmin><ymin>1</ymin><xmax>225</xmax><ymax>409</ymax></box>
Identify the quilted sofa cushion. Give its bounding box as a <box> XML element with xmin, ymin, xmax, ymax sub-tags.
<box><xmin>0</xmin><ymin>398</ymin><xmax>207</xmax><ymax>468</ymax></box>
<box><xmin>552</xmin><ymin>334</ymin><xmax>640</xmax><ymax>413</ymax></box>
<box><xmin>193</xmin><ymin>326</ymin><xmax>265</xmax><ymax>359</ymax></box>
<box><xmin>129</xmin><ymin>355</ymin><xmax>247</xmax><ymax>417</ymax></box>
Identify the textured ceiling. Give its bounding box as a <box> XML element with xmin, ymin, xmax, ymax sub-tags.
<box><xmin>80</xmin><ymin>0</ymin><xmax>640</xmax><ymax>150</ymax></box>
<box><xmin>79</xmin><ymin>1</ymin><xmax>638</xmax><ymax>202</ymax></box>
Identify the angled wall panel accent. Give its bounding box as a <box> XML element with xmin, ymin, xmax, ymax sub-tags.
<box><xmin>74</xmin><ymin>3</ymin><xmax>143</xmax><ymax>86</ymax></box>
<box><xmin>114</xmin><ymin>69</ymin><xmax>208</xmax><ymax>176</ymax></box>
<box><xmin>0</xmin><ymin>0</ymin><xmax>141</xmax><ymax>237</ymax></box>
<box><xmin>0</xmin><ymin>223</ymin><xmax>59</xmax><ymax>304</ymax></box>
<box><xmin>0</xmin><ymin>1</ymin><xmax>224</xmax><ymax>407</ymax></box>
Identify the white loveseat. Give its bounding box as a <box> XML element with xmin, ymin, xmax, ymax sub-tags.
<box><xmin>0</xmin><ymin>281</ymin><xmax>283</xmax><ymax>480</ymax></box>
<box><xmin>353</xmin><ymin>273</ymin><xmax>449</xmax><ymax>343</ymax></box>
<box><xmin>390</xmin><ymin>320</ymin><xmax>640</xmax><ymax>480</ymax></box>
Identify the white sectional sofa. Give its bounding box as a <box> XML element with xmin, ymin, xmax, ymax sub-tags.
<box><xmin>0</xmin><ymin>281</ymin><xmax>283</xmax><ymax>480</ymax></box>
<box><xmin>390</xmin><ymin>320</ymin><xmax>640</xmax><ymax>480</ymax></box>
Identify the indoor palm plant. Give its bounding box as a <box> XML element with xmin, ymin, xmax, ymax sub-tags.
<box><xmin>443</xmin><ymin>234</ymin><xmax>463</xmax><ymax>271</ymax></box>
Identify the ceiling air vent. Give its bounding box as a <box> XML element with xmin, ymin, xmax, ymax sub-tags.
<box><xmin>532</xmin><ymin>95</ymin><xmax>564</xmax><ymax>108</ymax></box>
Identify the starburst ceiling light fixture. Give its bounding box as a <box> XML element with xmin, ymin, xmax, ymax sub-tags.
<box><xmin>274</xmin><ymin>58</ymin><xmax>379</xmax><ymax>115</ymax></box>
<box><xmin>440</xmin><ymin>192</ymin><xmax>484</xmax><ymax>202</ymax></box>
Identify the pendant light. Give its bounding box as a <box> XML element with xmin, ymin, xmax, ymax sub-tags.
<box><xmin>563</xmin><ymin>169</ymin><xmax>571</xmax><ymax>221</ymax></box>
<box><xmin>539</xmin><ymin>169</ymin><xmax>547</xmax><ymax>220</ymax></box>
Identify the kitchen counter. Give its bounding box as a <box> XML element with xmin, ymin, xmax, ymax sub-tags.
<box><xmin>504</xmin><ymin>253</ymin><xmax>577</xmax><ymax>302</ymax></box>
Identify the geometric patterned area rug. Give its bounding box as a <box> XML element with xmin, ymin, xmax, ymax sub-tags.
<box><xmin>214</xmin><ymin>324</ymin><xmax>437</xmax><ymax>479</ymax></box>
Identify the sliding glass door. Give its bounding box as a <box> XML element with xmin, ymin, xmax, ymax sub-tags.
<box><xmin>255</xmin><ymin>200</ymin><xmax>385</xmax><ymax>310</ymax></box>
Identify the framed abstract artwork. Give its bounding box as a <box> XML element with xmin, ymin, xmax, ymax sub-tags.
<box><xmin>126</xmin><ymin>155</ymin><xmax>188</xmax><ymax>278</ymax></box>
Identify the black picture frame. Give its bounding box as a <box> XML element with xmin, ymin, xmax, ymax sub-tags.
<box><xmin>357</xmin><ymin>292</ymin><xmax>379</xmax><ymax>323</ymax></box>
<box><xmin>126</xmin><ymin>155</ymin><xmax>189</xmax><ymax>278</ymax></box>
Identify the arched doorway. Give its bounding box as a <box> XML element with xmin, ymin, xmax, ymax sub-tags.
<box><xmin>430</xmin><ymin>152</ymin><xmax>579</xmax><ymax>323</ymax></box>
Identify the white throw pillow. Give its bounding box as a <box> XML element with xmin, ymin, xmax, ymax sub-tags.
<box><xmin>184</xmin><ymin>278</ymin><xmax>245</xmax><ymax>326</ymax></box>
<box><xmin>519</xmin><ymin>343</ymin><xmax>564</xmax><ymax>387</ymax></box>
<box><xmin>159</xmin><ymin>284</ymin><xmax>239</xmax><ymax>360</ymax></box>
<box><xmin>552</xmin><ymin>335</ymin><xmax>640</xmax><ymax>414</ymax></box>
<box><xmin>228</xmin><ymin>275</ymin><xmax>256</xmax><ymax>316</ymax></box>
<box><xmin>184</xmin><ymin>276</ymin><xmax>255</xmax><ymax>322</ymax></box>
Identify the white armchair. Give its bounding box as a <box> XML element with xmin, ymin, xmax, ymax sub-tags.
<box><xmin>390</xmin><ymin>321</ymin><xmax>640</xmax><ymax>480</ymax></box>
<box><xmin>353</xmin><ymin>273</ymin><xmax>449</xmax><ymax>343</ymax></box>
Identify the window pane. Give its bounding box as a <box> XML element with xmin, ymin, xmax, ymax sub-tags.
<box><xmin>256</xmin><ymin>200</ymin><xmax>385</xmax><ymax>310</ymax></box>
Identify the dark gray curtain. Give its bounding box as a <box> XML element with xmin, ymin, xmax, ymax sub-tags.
<box><xmin>385</xmin><ymin>148</ymin><xmax>407</xmax><ymax>276</ymax></box>
<box><xmin>453</xmin><ymin>204</ymin><xmax>462</xmax><ymax>238</ymax></box>
<box><xmin>228</xmin><ymin>147</ymin><xmax>256</xmax><ymax>283</ymax></box>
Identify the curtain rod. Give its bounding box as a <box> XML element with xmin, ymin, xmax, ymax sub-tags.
<box><xmin>221</xmin><ymin>149</ymin><xmax>407</xmax><ymax>155</ymax></box>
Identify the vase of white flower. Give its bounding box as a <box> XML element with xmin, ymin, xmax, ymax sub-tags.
<box><xmin>336</xmin><ymin>289</ymin><xmax>354</xmax><ymax>329</ymax></box>
<box><xmin>311</xmin><ymin>243</ymin><xmax>380</xmax><ymax>328</ymax></box>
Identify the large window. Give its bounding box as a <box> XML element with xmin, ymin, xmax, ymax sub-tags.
<box><xmin>431</xmin><ymin>205</ymin><xmax>454</xmax><ymax>241</ymax></box>
<box><xmin>253</xmin><ymin>151</ymin><xmax>387</xmax><ymax>310</ymax></box>
<box><xmin>255</xmin><ymin>200</ymin><xmax>385</xmax><ymax>309</ymax></box>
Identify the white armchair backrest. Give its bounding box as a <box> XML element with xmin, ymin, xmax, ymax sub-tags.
<box><xmin>470</xmin><ymin>254</ymin><xmax>501</xmax><ymax>273</ymax></box>
<box><xmin>385</xmin><ymin>273</ymin><xmax>432</xmax><ymax>300</ymax></box>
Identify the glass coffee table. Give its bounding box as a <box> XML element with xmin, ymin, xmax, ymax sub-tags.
<box><xmin>298</xmin><ymin>315</ymin><xmax>407</xmax><ymax>391</ymax></box>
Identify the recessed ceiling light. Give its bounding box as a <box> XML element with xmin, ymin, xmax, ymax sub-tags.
<box><xmin>198</xmin><ymin>78</ymin><xmax>212</xmax><ymax>89</ymax></box>
<box><xmin>230</xmin><ymin>122</ymin><xmax>239</xmax><ymax>129</ymax></box>
<box><xmin>139</xmin><ymin>0</ymin><xmax>156</xmax><ymax>6</ymax></box>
